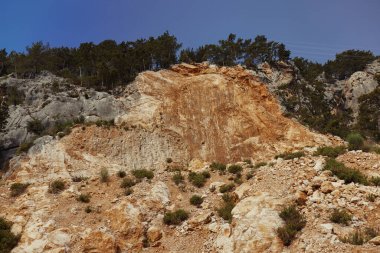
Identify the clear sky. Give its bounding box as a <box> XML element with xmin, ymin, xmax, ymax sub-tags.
<box><xmin>2</xmin><ymin>0</ymin><xmax>380</xmax><ymax>62</ymax></box>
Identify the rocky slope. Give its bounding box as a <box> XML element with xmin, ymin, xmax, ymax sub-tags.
<box><xmin>1</xmin><ymin>63</ymin><xmax>380</xmax><ymax>253</ymax></box>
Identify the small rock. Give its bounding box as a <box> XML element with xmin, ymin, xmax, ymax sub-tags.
<box><xmin>369</xmin><ymin>236</ymin><xmax>380</xmax><ymax>245</ymax></box>
<box><xmin>147</xmin><ymin>226</ymin><xmax>162</xmax><ymax>243</ymax></box>
<box><xmin>319</xmin><ymin>223</ymin><xmax>333</xmax><ymax>234</ymax></box>
<box><xmin>321</xmin><ymin>181</ymin><xmax>334</xmax><ymax>194</ymax></box>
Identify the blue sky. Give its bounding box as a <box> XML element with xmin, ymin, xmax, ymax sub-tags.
<box><xmin>2</xmin><ymin>0</ymin><xmax>380</xmax><ymax>62</ymax></box>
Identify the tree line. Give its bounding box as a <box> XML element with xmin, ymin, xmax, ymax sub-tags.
<box><xmin>0</xmin><ymin>32</ymin><xmax>377</xmax><ymax>91</ymax></box>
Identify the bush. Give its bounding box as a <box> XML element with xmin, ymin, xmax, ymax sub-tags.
<box><xmin>254</xmin><ymin>162</ymin><xmax>267</xmax><ymax>169</ymax></box>
<box><xmin>77</xmin><ymin>193</ymin><xmax>91</xmax><ymax>203</ymax></box>
<box><xmin>16</xmin><ymin>141</ymin><xmax>34</xmax><ymax>154</ymax></box>
<box><xmin>188</xmin><ymin>172</ymin><xmax>207</xmax><ymax>188</ymax></box>
<box><xmin>330</xmin><ymin>209</ymin><xmax>352</xmax><ymax>225</ymax></box>
<box><xmin>72</xmin><ymin>176</ymin><xmax>87</xmax><ymax>182</ymax></box>
<box><xmin>49</xmin><ymin>180</ymin><xmax>65</xmax><ymax>194</ymax></box>
<box><xmin>371</xmin><ymin>176</ymin><xmax>380</xmax><ymax>186</ymax></box>
<box><xmin>163</xmin><ymin>209</ymin><xmax>189</xmax><ymax>225</ymax></box>
<box><xmin>277</xmin><ymin>205</ymin><xmax>306</xmax><ymax>246</ymax></box>
<box><xmin>132</xmin><ymin>169</ymin><xmax>154</xmax><ymax>179</ymax></box>
<box><xmin>243</xmin><ymin>159</ymin><xmax>252</xmax><ymax>164</ymax></box>
<box><xmin>314</xmin><ymin>146</ymin><xmax>346</xmax><ymax>158</ymax></box>
<box><xmin>117</xmin><ymin>170</ymin><xmax>126</xmax><ymax>178</ymax></box>
<box><xmin>217</xmin><ymin>200</ymin><xmax>235</xmax><ymax>223</ymax></box>
<box><xmin>367</xmin><ymin>193</ymin><xmax>377</xmax><ymax>202</ymax></box>
<box><xmin>324</xmin><ymin>158</ymin><xmax>368</xmax><ymax>185</ymax></box>
<box><xmin>210</xmin><ymin>162</ymin><xmax>226</xmax><ymax>172</ymax></box>
<box><xmin>228</xmin><ymin>165</ymin><xmax>243</xmax><ymax>174</ymax></box>
<box><xmin>0</xmin><ymin>217</ymin><xmax>20</xmax><ymax>252</ymax></box>
<box><xmin>100</xmin><ymin>168</ymin><xmax>109</xmax><ymax>182</ymax></box>
<box><xmin>27</xmin><ymin>118</ymin><xmax>44</xmax><ymax>135</ymax></box>
<box><xmin>190</xmin><ymin>195</ymin><xmax>203</xmax><ymax>207</ymax></box>
<box><xmin>275</xmin><ymin>151</ymin><xmax>305</xmax><ymax>160</ymax></box>
<box><xmin>219</xmin><ymin>183</ymin><xmax>235</xmax><ymax>193</ymax></box>
<box><xmin>346</xmin><ymin>133</ymin><xmax>364</xmax><ymax>151</ymax></box>
<box><xmin>10</xmin><ymin>183</ymin><xmax>29</xmax><ymax>197</ymax></box>
<box><xmin>120</xmin><ymin>178</ymin><xmax>136</xmax><ymax>188</ymax></box>
<box><xmin>125</xmin><ymin>188</ymin><xmax>133</xmax><ymax>196</ymax></box>
<box><xmin>246</xmin><ymin>171</ymin><xmax>254</xmax><ymax>180</ymax></box>
<box><xmin>172</xmin><ymin>172</ymin><xmax>184</xmax><ymax>185</ymax></box>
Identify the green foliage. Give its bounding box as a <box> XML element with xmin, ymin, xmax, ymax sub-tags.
<box><xmin>366</xmin><ymin>193</ymin><xmax>377</xmax><ymax>202</ymax></box>
<box><xmin>49</xmin><ymin>180</ymin><xmax>65</xmax><ymax>194</ymax></box>
<box><xmin>314</xmin><ymin>146</ymin><xmax>346</xmax><ymax>158</ymax></box>
<box><xmin>228</xmin><ymin>165</ymin><xmax>243</xmax><ymax>174</ymax></box>
<box><xmin>0</xmin><ymin>92</ymin><xmax>8</xmax><ymax>133</ymax></box>
<box><xmin>120</xmin><ymin>177</ymin><xmax>136</xmax><ymax>188</ymax></box>
<box><xmin>117</xmin><ymin>170</ymin><xmax>126</xmax><ymax>178</ymax></box>
<box><xmin>324</xmin><ymin>158</ymin><xmax>368</xmax><ymax>185</ymax></box>
<box><xmin>275</xmin><ymin>151</ymin><xmax>304</xmax><ymax>160</ymax></box>
<box><xmin>201</xmin><ymin>171</ymin><xmax>211</xmax><ymax>178</ymax></box>
<box><xmin>163</xmin><ymin>209</ymin><xmax>189</xmax><ymax>225</ymax></box>
<box><xmin>293</xmin><ymin>57</ymin><xmax>323</xmax><ymax>82</ymax></box>
<box><xmin>190</xmin><ymin>195</ymin><xmax>203</xmax><ymax>207</ymax></box>
<box><xmin>27</xmin><ymin>118</ymin><xmax>44</xmax><ymax>135</ymax></box>
<box><xmin>16</xmin><ymin>140</ymin><xmax>34</xmax><ymax>154</ymax></box>
<box><xmin>6</xmin><ymin>86</ymin><xmax>24</xmax><ymax>106</ymax></box>
<box><xmin>210</xmin><ymin>162</ymin><xmax>226</xmax><ymax>172</ymax></box>
<box><xmin>370</xmin><ymin>176</ymin><xmax>380</xmax><ymax>186</ymax></box>
<box><xmin>246</xmin><ymin>171</ymin><xmax>254</xmax><ymax>180</ymax></box>
<box><xmin>188</xmin><ymin>172</ymin><xmax>207</xmax><ymax>188</ymax></box>
<box><xmin>346</xmin><ymin>133</ymin><xmax>364</xmax><ymax>151</ymax></box>
<box><xmin>217</xmin><ymin>194</ymin><xmax>235</xmax><ymax>223</ymax></box>
<box><xmin>340</xmin><ymin>228</ymin><xmax>378</xmax><ymax>245</ymax></box>
<box><xmin>357</xmin><ymin>87</ymin><xmax>380</xmax><ymax>141</ymax></box>
<box><xmin>125</xmin><ymin>188</ymin><xmax>133</xmax><ymax>196</ymax></box>
<box><xmin>324</xmin><ymin>50</ymin><xmax>375</xmax><ymax>80</ymax></box>
<box><xmin>277</xmin><ymin>205</ymin><xmax>306</xmax><ymax>246</ymax></box>
<box><xmin>10</xmin><ymin>183</ymin><xmax>29</xmax><ymax>197</ymax></box>
<box><xmin>0</xmin><ymin>217</ymin><xmax>20</xmax><ymax>253</ymax></box>
<box><xmin>330</xmin><ymin>209</ymin><xmax>352</xmax><ymax>225</ymax></box>
<box><xmin>172</xmin><ymin>171</ymin><xmax>184</xmax><ymax>185</ymax></box>
<box><xmin>77</xmin><ymin>193</ymin><xmax>91</xmax><ymax>203</ymax></box>
<box><xmin>254</xmin><ymin>162</ymin><xmax>267</xmax><ymax>169</ymax></box>
<box><xmin>219</xmin><ymin>183</ymin><xmax>235</xmax><ymax>193</ymax></box>
<box><xmin>131</xmin><ymin>169</ymin><xmax>154</xmax><ymax>180</ymax></box>
<box><xmin>71</xmin><ymin>176</ymin><xmax>87</xmax><ymax>182</ymax></box>
<box><xmin>100</xmin><ymin>168</ymin><xmax>109</xmax><ymax>182</ymax></box>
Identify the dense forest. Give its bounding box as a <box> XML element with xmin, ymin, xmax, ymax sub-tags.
<box><xmin>0</xmin><ymin>32</ymin><xmax>379</xmax><ymax>140</ymax></box>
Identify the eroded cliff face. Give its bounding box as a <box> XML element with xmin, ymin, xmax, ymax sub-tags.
<box><xmin>115</xmin><ymin>63</ymin><xmax>338</xmax><ymax>164</ymax></box>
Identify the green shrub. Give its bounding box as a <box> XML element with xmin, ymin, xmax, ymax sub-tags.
<box><xmin>314</xmin><ymin>146</ymin><xmax>346</xmax><ymax>158</ymax></box>
<box><xmin>163</xmin><ymin>209</ymin><xmax>189</xmax><ymax>225</ymax></box>
<box><xmin>125</xmin><ymin>188</ymin><xmax>133</xmax><ymax>196</ymax></box>
<box><xmin>254</xmin><ymin>162</ymin><xmax>267</xmax><ymax>169</ymax></box>
<box><xmin>71</xmin><ymin>176</ymin><xmax>87</xmax><ymax>182</ymax></box>
<box><xmin>10</xmin><ymin>183</ymin><xmax>29</xmax><ymax>197</ymax></box>
<box><xmin>330</xmin><ymin>209</ymin><xmax>352</xmax><ymax>225</ymax></box>
<box><xmin>217</xmin><ymin>200</ymin><xmax>235</xmax><ymax>223</ymax></box>
<box><xmin>100</xmin><ymin>168</ymin><xmax>109</xmax><ymax>182</ymax></box>
<box><xmin>371</xmin><ymin>176</ymin><xmax>380</xmax><ymax>186</ymax></box>
<box><xmin>16</xmin><ymin>141</ymin><xmax>34</xmax><ymax>154</ymax></box>
<box><xmin>49</xmin><ymin>180</ymin><xmax>65</xmax><ymax>194</ymax></box>
<box><xmin>219</xmin><ymin>183</ymin><xmax>235</xmax><ymax>193</ymax></box>
<box><xmin>132</xmin><ymin>169</ymin><xmax>154</xmax><ymax>179</ymax></box>
<box><xmin>201</xmin><ymin>171</ymin><xmax>211</xmax><ymax>178</ymax></box>
<box><xmin>85</xmin><ymin>206</ymin><xmax>92</xmax><ymax>213</ymax></box>
<box><xmin>27</xmin><ymin>118</ymin><xmax>44</xmax><ymax>135</ymax></box>
<box><xmin>0</xmin><ymin>217</ymin><xmax>20</xmax><ymax>252</ymax></box>
<box><xmin>188</xmin><ymin>172</ymin><xmax>207</xmax><ymax>188</ymax></box>
<box><xmin>117</xmin><ymin>170</ymin><xmax>126</xmax><ymax>178</ymax></box>
<box><xmin>172</xmin><ymin>172</ymin><xmax>184</xmax><ymax>185</ymax></box>
<box><xmin>275</xmin><ymin>151</ymin><xmax>305</xmax><ymax>160</ymax></box>
<box><xmin>277</xmin><ymin>205</ymin><xmax>306</xmax><ymax>246</ymax></box>
<box><xmin>77</xmin><ymin>193</ymin><xmax>91</xmax><ymax>203</ymax></box>
<box><xmin>246</xmin><ymin>171</ymin><xmax>254</xmax><ymax>180</ymax></box>
<box><xmin>228</xmin><ymin>165</ymin><xmax>243</xmax><ymax>174</ymax></box>
<box><xmin>340</xmin><ymin>227</ymin><xmax>379</xmax><ymax>245</ymax></box>
<box><xmin>190</xmin><ymin>195</ymin><xmax>203</xmax><ymax>207</ymax></box>
<box><xmin>324</xmin><ymin>158</ymin><xmax>368</xmax><ymax>185</ymax></box>
<box><xmin>210</xmin><ymin>162</ymin><xmax>226</xmax><ymax>172</ymax></box>
<box><xmin>346</xmin><ymin>133</ymin><xmax>364</xmax><ymax>151</ymax></box>
<box><xmin>367</xmin><ymin>193</ymin><xmax>377</xmax><ymax>202</ymax></box>
<box><xmin>120</xmin><ymin>178</ymin><xmax>136</xmax><ymax>188</ymax></box>
<box><xmin>243</xmin><ymin>159</ymin><xmax>252</xmax><ymax>164</ymax></box>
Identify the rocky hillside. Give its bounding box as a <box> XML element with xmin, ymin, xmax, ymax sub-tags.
<box><xmin>1</xmin><ymin>63</ymin><xmax>380</xmax><ymax>253</ymax></box>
